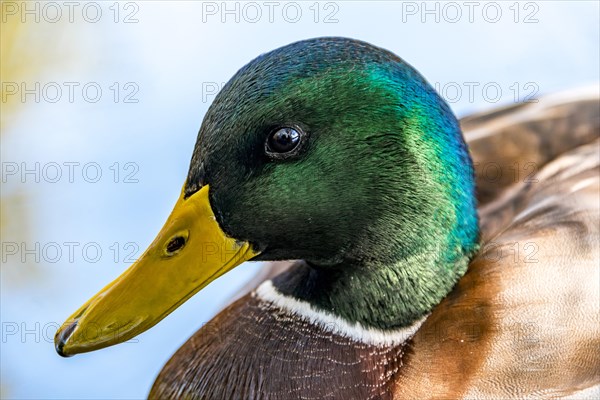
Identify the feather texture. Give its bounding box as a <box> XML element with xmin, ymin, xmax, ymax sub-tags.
<box><xmin>151</xmin><ymin>88</ymin><xmax>599</xmax><ymax>399</ymax></box>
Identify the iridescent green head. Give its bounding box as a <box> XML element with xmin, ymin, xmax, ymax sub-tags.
<box><xmin>54</xmin><ymin>37</ymin><xmax>480</xmax><ymax>358</ymax></box>
<box><xmin>186</xmin><ymin>37</ymin><xmax>479</xmax><ymax>328</ymax></box>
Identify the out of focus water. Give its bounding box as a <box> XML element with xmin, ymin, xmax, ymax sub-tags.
<box><xmin>1</xmin><ymin>1</ymin><xmax>598</xmax><ymax>399</ymax></box>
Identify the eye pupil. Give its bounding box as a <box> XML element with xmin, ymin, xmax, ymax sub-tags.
<box><xmin>267</xmin><ymin>127</ymin><xmax>301</xmax><ymax>154</ymax></box>
<box><xmin>166</xmin><ymin>236</ymin><xmax>186</xmax><ymax>255</ymax></box>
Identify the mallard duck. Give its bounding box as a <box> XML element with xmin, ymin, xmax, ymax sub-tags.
<box><xmin>55</xmin><ymin>37</ymin><xmax>600</xmax><ymax>399</ymax></box>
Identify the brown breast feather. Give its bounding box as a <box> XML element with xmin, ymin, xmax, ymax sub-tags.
<box><xmin>150</xmin><ymin>295</ymin><xmax>409</xmax><ymax>399</ymax></box>
<box><xmin>393</xmin><ymin>140</ymin><xmax>599</xmax><ymax>399</ymax></box>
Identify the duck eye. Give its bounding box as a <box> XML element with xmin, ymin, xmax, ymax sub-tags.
<box><xmin>266</xmin><ymin>127</ymin><xmax>301</xmax><ymax>155</ymax></box>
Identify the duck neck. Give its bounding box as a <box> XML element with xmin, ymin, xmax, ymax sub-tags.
<box><xmin>270</xmin><ymin>249</ymin><xmax>472</xmax><ymax>331</ymax></box>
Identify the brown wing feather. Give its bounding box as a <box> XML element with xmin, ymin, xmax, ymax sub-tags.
<box><xmin>393</xmin><ymin>139</ymin><xmax>600</xmax><ymax>399</ymax></box>
<box><xmin>465</xmin><ymin>88</ymin><xmax>599</xmax><ymax>206</ymax></box>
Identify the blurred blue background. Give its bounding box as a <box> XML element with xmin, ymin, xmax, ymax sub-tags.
<box><xmin>1</xmin><ymin>1</ymin><xmax>598</xmax><ymax>398</ymax></box>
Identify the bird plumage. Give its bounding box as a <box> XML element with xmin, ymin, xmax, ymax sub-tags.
<box><xmin>150</xmin><ymin>86</ymin><xmax>600</xmax><ymax>399</ymax></box>
<box><xmin>55</xmin><ymin>38</ymin><xmax>600</xmax><ymax>399</ymax></box>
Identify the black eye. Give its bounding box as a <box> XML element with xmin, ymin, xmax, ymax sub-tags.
<box><xmin>266</xmin><ymin>127</ymin><xmax>301</xmax><ymax>155</ymax></box>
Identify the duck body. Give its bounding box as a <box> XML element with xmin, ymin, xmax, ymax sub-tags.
<box><xmin>54</xmin><ymin>38</ymin><xmax>600</xmax><ymax>399</ymax></box>
<box><xmin>151</xmin><ymin>141</ymin><xmax>599</xmax><ymax>400</ymax></box>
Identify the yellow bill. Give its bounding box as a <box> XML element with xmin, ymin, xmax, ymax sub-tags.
<box><xmin>55</xmin><ymin>185</ymin><xmax>259</xmax><ymax>356</ymax></box>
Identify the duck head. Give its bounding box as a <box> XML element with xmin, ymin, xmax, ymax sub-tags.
<box><xmin>55</xmin><ymin>37</ymin><xmax>479</xmax><ymax>356</ymax></box>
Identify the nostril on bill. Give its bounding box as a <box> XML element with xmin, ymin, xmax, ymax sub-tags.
<box><xmin>166</xmin><ymin>236</ymin><xmax>186</xmax><ymax>255</ymax></box>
